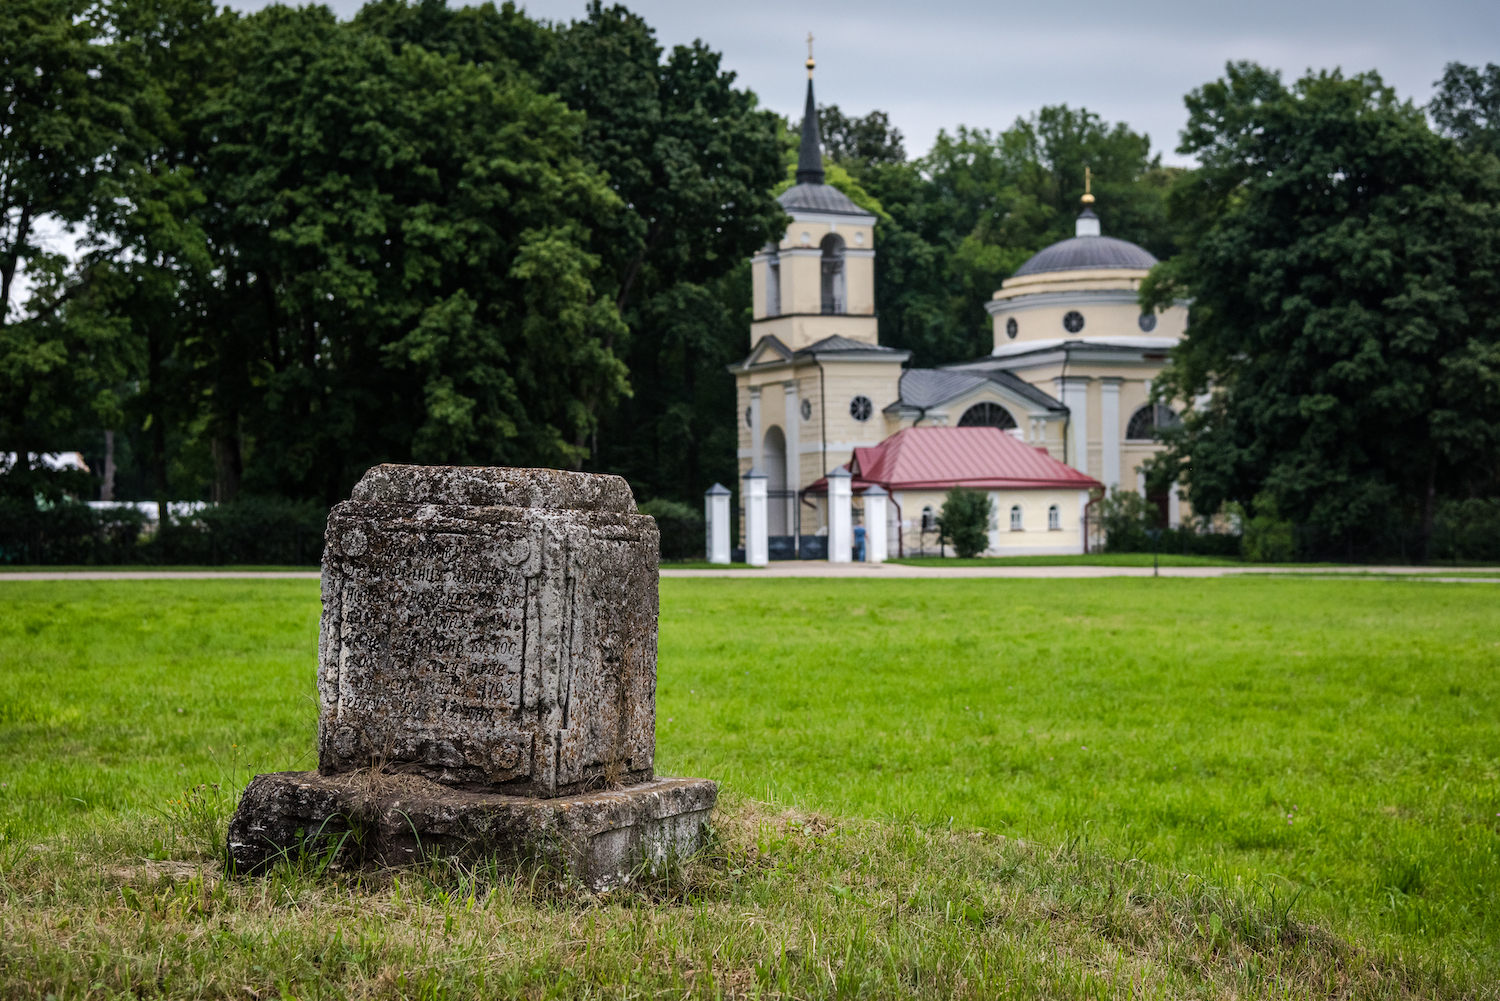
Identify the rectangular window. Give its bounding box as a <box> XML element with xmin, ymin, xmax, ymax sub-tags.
<box><xmin>767</xmin><ymin>259</ymin><xmax>780</xmax><ymax>317</ymax></box>
<box><xmin>1009</xmin><ymin>505</ymin><xmax>1023</xmax><ymax>531</ymax></box>
<box><xmin>1048</xmin><ymin>504</ymin><xmax>1061</xmax><ymax>530</ymax></box>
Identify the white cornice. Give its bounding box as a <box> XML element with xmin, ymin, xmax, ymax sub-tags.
<box><xmin>986</xmin><ymin>289</ymin><xmax>1142</xmax><ymax>314</ymax></box>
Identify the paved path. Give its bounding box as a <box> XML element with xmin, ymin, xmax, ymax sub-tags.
<box><xmin>0</xmin><ymin>570</ymin><xmax>321</xmax><ymax>580</ymax></box>
<box><xmin>2</xmin><ymin>566</ymin><xmax>1496</xmax><ymax>582</ymax></box>
<box><xmin>659</xmin><ymin>564</ymin><xmax>1500</xmax><ymax>581</ymax></box>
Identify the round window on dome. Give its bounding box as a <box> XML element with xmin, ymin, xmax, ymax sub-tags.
<box><xmin>1138</xmin><ymin>312</ymin><xmax>1157</xmax><ymax>332</ymax></box>
<box><xmin>1006</xmin><ymin>317</ymin><xmax>1018</xmax><ymax>339</ymax></box>
<box><xmin>1063</xmin><ymin>311</ymin><xmax>1085</xmax><ymax>333</ymax></box>
<box><xmin>849</xmin><ymin>395</ymin><xmax>873</xmax><ymax>422</ymax></box>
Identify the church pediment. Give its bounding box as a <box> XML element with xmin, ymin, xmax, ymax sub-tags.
<box><xmin>739</xmin><ymin>334</ymin><xmax>795</xmax><ymax>369</ymax></box>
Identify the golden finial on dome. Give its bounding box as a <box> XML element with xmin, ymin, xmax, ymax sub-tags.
<box><xmin>806</xmin><ymin>31</ymin><xmax>815</xmax><ymax>78</ymax></box>
<box><xmin>1081</xmin><ymin>166</ymin><xmax>1095</xmax><ymax>205</ymax></box>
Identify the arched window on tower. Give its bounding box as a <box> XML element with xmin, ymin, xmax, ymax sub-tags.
<box><xmin>820</xmin><ymin>234</ymin><xmax>846</xmax><ymax>314</ymax></box>
<box><xmin>766</xmin><ymin>254</ymin><xmax>781</xmax><ymax>317</ymax></box>
<box><xmin>958</xmin><ymin>402</ymin><xmax>1017</xmax><ymax>430</ymax></box>
<box><xmin>1126</xmin><ymin>403</ymin><xmax>1183</xmax><ymax>441</ymax></box>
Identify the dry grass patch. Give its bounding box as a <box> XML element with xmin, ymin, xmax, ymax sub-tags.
<box><xmin>0</xmin><ymin>792</ymin><xmax>1482</xmax><ymax>1000</ymax></box>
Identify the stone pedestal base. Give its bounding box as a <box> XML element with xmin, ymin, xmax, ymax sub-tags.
<box><xmin>226</xmin><ymin>772</ymin><xmax>717</xmax><ymax>891</ymax></box>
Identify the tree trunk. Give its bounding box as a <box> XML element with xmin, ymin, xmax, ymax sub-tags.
<box><xmin>211</xmin><ymin>430</ymin><xmax>241</xmax><ymax>504</ymax></box>
<box><xmin>1418</xmin><ymin>458</ymin><xmax>1437</xmax><ymax>564</ymax></box>
<box><xmin>101</xmin><ymin>430</ymin><xmax>116</xmax><ymax>502</ymax></box>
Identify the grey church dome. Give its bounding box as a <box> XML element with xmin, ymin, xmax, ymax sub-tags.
<box><xmin>1012</xmin><ymin>234</ymin><xmax>1158</xmax><ymax>277</ymax></box>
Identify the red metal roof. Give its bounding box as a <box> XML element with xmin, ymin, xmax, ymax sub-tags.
<box><xmin>807</xmin><ymin>426</ymin><xmax>1101</xmax><ymax>493</ymax></box>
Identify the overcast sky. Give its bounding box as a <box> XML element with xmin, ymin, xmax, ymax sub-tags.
<box><xmin>229</xmin><ymin>0</ymin><xmax>1500</xmax><ymax>165</ymax></box>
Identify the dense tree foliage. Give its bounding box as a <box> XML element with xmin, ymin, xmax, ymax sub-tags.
<box><xmin>1430</xmin><ymin>61</ymin><xmax>1500</xmax><ymax>156</ymax></box>
<box><xmin>1144</xmin><ymin>63</ymin><xmax>1500</xmax><ymax>558</ymax></box>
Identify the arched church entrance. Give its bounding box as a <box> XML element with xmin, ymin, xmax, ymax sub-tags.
<box><xmin>762</xmin><ymin>425</ymin><xmax>789</xmax><ymax>538</ymax></box>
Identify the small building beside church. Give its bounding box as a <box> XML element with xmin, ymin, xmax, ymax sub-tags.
<box><xmin>729</xmin><ymin>57</ymin><xmax>1187</xmax><ymax>555</ymax></box>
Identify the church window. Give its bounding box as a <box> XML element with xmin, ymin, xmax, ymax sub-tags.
<box><xmin>1126</xmin><ymin>403</ymin><xmax>1182</xmax><ymax>441</ymax></box>
<box><xmin>766</xmin><ymin>256</ymin><xmax>781</xmax><ymax>316</ymax></box>
<box><xmin>1063</xmin><ymin>310</ymin><xmax>1085</xmax><ymax>333</ymax></box>
<box><xmin>921</xmin><ymin>506</ymin><xmax>936</xmax><ymax>532</ymax></box>
<box><xmin>849</xmin><ymin>395</ymin><xmax>873</xmax><ymax>422</ymax></box>
<box><xmin>820</xmin><ymin>234</ymin><xmax>847</xmax><ymax>314</ymax></box>
<box><xmin>1006</xmin><ymin>317</ymin><xmax>1018</xmax><ymax>339</ymax></box>
<box><xmin>800</xmin><ymin>231</ymin><xmax>812</xmax><ymax>246</ymax></box>
<box><xmin>1138</xmin><ymin>311</ymin><xmax>1157</xmax><ymax>332</ymax></box>
<box><xmin>854</xmin><ymin>231</ymin><xmax>865</xmax><ymax>245</ymax></box>
<box><xmin>1010</xmin><ymin>505</ymin><xmax>1023</xmax><ymax>531</ymax></box>
<box><xmin>800</xmin><ymin>398</ymin><xmax>812</xmax><ymax>421</ymax></box>
<box><xmin>1048</xmin><ymin>504</ymin><xmax>1061</xmax><ymax>530</ymax></box>
<box><xmin>958</xmin><ymin>402</ymin><xmax>1016</xmax><ymax>430</ymax></box>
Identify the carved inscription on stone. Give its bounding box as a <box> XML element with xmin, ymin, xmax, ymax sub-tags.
<box><xmin>316</xmin><ymin>465</ymin><xmax>658</xmax><ymax>799</ymax></box>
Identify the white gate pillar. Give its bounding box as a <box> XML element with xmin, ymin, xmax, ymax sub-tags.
<box><xmin>828</xmin><ymin>466</ymin><xmax>852</xmax><ymax>563</ymax></box>
<box><xmin>864</xmin><ymin>484</ymin><xmax>888</xmax><ymax>564</ymax></box>
<box><xmin>742</xmin><ymin>468</ymin><xmax>768</xmax><ymax>567</ymax></box>
<box><xmin>704</xmin><ymin>482</ymin><xmax>731</xmax><ymax>564</ymax></box>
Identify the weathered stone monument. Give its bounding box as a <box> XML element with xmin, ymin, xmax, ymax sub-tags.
<box><xmin>227</xmin><ymin>464</ymin><xmax>717</xmax><ymax>889</ymax></box>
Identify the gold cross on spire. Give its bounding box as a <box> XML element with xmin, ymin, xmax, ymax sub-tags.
<box><xmin>806</xmin><ymin>32</ymin><xmax>815</xmax><ymax>77</ymax></box>
<box><xmin>1082</xmin><ymin>166</ymin><xmax>1095</xmax><ymax>205</ymax></box>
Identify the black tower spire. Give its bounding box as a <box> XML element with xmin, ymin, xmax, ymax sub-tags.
<box><xmin>796</xmin><ymin>40</ymin><xmax>824</xmax><ymax>185</ymax></box>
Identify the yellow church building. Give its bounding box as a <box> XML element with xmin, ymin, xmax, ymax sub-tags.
<box><xmin>728</xmin><ymin>58</ymin><xmax>1187</xmax><ymax>557</ymax></box>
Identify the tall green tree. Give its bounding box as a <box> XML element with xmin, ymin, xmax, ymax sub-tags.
<box><xmin>1143</xmin><ymin>63</ymin><xmax>1500</xmax><ymax>558</ymax></box>
<box><xmin>193</xmin><ymin>4</ymin><xmax>627</xmax><ymax>504</ymax></box>
<box><xmin>0</xmin><ymin>0</ymin><xmax>130</xmax><ymax>500</ymax></box>
<box><xmin>1430</xmin><ymin>61</ymin><xmax>1500</xmax><ymax>156</ymax></box>
<box><xmin>537</xmin><ymin>3</ymin><xmax>785</xmax><ymax>502</ymax></box>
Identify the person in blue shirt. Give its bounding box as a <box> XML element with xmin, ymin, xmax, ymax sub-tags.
<box><xmin>853</xmin><ymin>524</ymin><xmax>866</xmax><ymax>562</ymax></box>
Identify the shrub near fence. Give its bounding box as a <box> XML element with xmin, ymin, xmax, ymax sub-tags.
<box><xmin>638</xmin><ymin>498</ymin><xmax>705</xmax><ymax>563</ymax></box>
<box><xmin>1094</xmin><ymin>487</ymin><xmax>1243</xmax><ymax>559</ymax></box>
<box><xmin>0</xmin><ymin>496</ymin><xmax>326</xmax><ymax>566</ymax></box>
<box><xmin>0</xmin><ymin>498</ymin><xmax>147</xmax><ymax>565</ymax></box>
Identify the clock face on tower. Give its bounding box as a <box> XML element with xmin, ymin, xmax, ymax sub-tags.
<box><xmin>1062</xmin><ymin>310</ymin><xmax>1085</xmax><ymax>333</ymax></box>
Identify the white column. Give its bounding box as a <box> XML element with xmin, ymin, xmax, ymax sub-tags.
<box><xmin>827</xmin><ymin>466</ymin><xmax>852</xmax><ymax>563</ymax></box>
<box><xmin>1168</xmin><ymin>483</ymin><xmax>1182</xmax><ymax>528</ymax></box>
<box><xmin>704</xmin><ymin>483</ymin><xmax>730</xmax><ymax>564</ymax></box>
<box><xmin>784</xmin><ymin>380</ymin><xmax>799</xmax><ymax>537</ymax></box>
<box><xmin>1055</xmin><ymin>376</ymin><xmax>1090</xmax><ymax>475</ymax></box>
<box><xmin>743</xmin><ymin>468</ymin><xmax>768</xmax><ymax>567</ymax></box>
<box><xmin>864</xmin><ymin>485</ymin><xmax>888</xmax><ymax>563</ymax></box>
<box><xmin>1100</xmin><ymin>378</ymin><xmax>1121</xmax><ymax>489</ymax></box>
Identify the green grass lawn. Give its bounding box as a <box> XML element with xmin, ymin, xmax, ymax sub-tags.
<box><xmin>2</xmin><ymin>577</ymin><xmax>1498</xmax><ymax>992</ymax></box>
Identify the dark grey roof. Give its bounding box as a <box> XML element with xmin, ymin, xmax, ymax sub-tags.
<box><xmin>892</xmin><ymin>368</ymin><xmax>1065</xmax><ymax>412</ymax></box>
<box><xmin>796</xmin><ymin>334</ymin><xmax>900</xmax><ymax>355</ymax></box>
<box><xmin>1012</xmin><ymin>235</ymin><xmax>1157</xmax><ymax>277</ymax></box>
<box><xmin>778</xmin><ymin>183</ymin><xmax>867</xmax><ymax>216</ymax></box>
